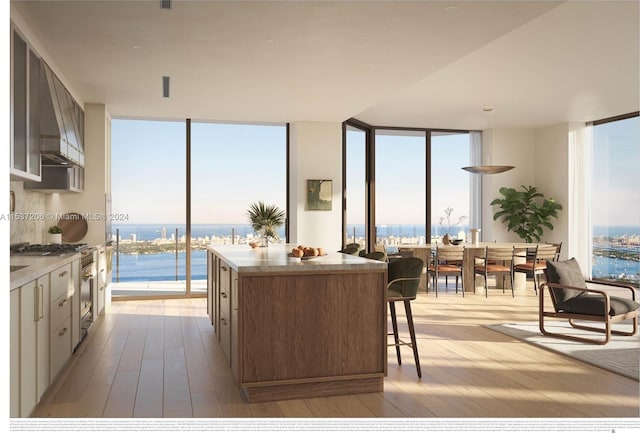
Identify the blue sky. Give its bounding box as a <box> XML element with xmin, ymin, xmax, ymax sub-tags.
<box><xmin>112</xmin><ymin>117</ymin><xmax>638</xmax><ymax>228</ymax></box>
<box><xmin>592</xmin><ymin>116</ymin><xmax>640</xmax><ymax>227</ymax></box>
<box><xmin>111</xmin><ymin>119</ymin><xmax>286</xmax><ymax>225</ymax></box>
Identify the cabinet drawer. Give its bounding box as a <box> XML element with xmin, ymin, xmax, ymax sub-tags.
<box><xmin>219</xmin><ymin>261</ymin><xmax>231</xmax><ymax>319</ymax></box>
<box><xmin>219</xmin><ymin>310</ymin><xmax>231</xmax><ymax>366</ymax></box>
<box><xmin>50</xmin><ymin>293</ymin><xmax>71</xmax><ymax>331</ymax></box>
<box><xmin>50</xmin><ymin>317</ymin><xmax>72</xmax><ymax>380</ymax></box>
<box><xmin>50</xmin><ymin>263</ymin><xmax>72</xmax><ymax>301</ymax></box>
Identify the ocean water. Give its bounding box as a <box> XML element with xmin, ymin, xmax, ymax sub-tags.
<box><xmin>111</xmin><ymin>224</ymin><xmax>639</xmax><ymax>283</ymax></box>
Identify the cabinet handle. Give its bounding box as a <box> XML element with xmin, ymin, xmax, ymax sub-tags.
<box><xmin>220</xmin><ymin>318</ymin><xmax>227</xmax><ymax>326</ymax></box>
<box><xmin>221</xmin><ymin>292</ymin><xmax>227</xmax><ymax>298</ymax></box>
<box><xmin>100</xmin><ymin>251</ymin><xmax>104</xmax><ymax>254</ymax></box>
<box><xmin>39</xmin><ymin>284</ymin><xmax>44</xmax><ymax>320</ymax></box>
<box><xmin>100</xmin><ymin>285</ymin><xmax>104</xmax><ymax>291</ymax></box>
<box><xmin>59</xmin><ymin>270</ymin><xmax>68</xmax><ymax>277</ymax></box>
<box><xmin>59</xmin><ymin>298</ymin><xmax>68</xmax><ymax>307</ymax></box>
<box><xmin>221</xmin><ymin>265</ymin><xmax>228</xmax><ymax>271</ymax></box>
<box><xmin>59</xmin><ymin>327</ymin><xmax>68</xmax><ymax>336</ymax></box>
<box><xmin>33</xmin><ymin>285</ymin><xmax>40</xmax><ymax>322</ymax></box>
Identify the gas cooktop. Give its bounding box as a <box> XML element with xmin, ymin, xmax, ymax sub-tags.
<box><xmin>11</xmin><ymin>243</ymin><xmax>92</xmax><ymax>256</ymax></box>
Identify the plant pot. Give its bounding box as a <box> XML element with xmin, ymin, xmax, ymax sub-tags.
<box><xmin>50</xmin><ymin>233</ymin><xmax>62</xmax><ymax>244</ymax></box>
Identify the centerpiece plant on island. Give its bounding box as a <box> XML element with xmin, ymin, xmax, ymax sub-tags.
<box><xmin>247</xmin><ymin>201</ymin><xmax>286</xmax><ymax>247</ymax></box>
<box><xmin>491</xmin><ymin>185</ymin><xmax>562</xmax><ymax>243</ymax></box>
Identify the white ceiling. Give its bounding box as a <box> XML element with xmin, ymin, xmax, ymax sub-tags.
<box><xmin>11</xmin><ymin>0</ymin><xmax>640</xmax><ymax>130</ymax></box>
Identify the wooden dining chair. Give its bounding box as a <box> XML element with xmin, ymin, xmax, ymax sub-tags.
<box><xmin>514</xmin><ymin>244</ymin><xmax>560</xmax><ymax>295</ymax></box>
<box><xmin>427</xmin><ymin>246</ymin><xmax>464</xmax><ymax>297</ymax></box>
<box><xmin>474</xmin><ymin>246</ymin><xmax>515</xmax><ymax>297</ymax></box>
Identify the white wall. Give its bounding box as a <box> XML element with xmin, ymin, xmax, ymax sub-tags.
<box><xmin>288</xmin><ymin>122</ymin><xmax>343</xmax><ymax>251</ymax></box>
<box><xmin>481</xmin><ymin>128</ymin><xmax>536</xmax><ymax>242</ymax></box>
<box><xmin>534</xmin><ymin>123</ymin><xmax>570</xmax><ymax>258</ymax></box>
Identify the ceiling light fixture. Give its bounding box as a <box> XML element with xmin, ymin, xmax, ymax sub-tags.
<box><xmin>462</xmin><ymin>165</ymin><xmax>514</xmax><ymax>175</ymax></box>
<box><xmin>162</xmin><ymin>76</ymin><xmax>170</xmax><ymax>98</ymax></box>
<box><xmin>462</xmin><ymin>107</ymin><xmax>515</xmax><ymax>175</ymax></box>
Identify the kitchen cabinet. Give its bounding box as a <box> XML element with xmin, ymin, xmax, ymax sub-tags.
<box><xmin>11</xmin><ymin>275</ymin><xmax>50</xmax><ymax>418</ymax></box>
<box><xmin>218</xmin><ymin>259</ymin><xmax>232</xmax><ymax>366</ymax></box>
<box><xmin>71</xmin><ymin>258</ymin><xmax>81</xmax><ymax>350</ymax></box>
<box><xmin>50</xmin><ymin>263</ymin><xmax>73</xmax><ymax>381</ymax></box>
<box><xmin>206</xmin><ymin>250</ymin><xmax>217</xmax><ymax>331</ymax></box>
<box><xmin>10</xmin><ymin>28</ymin><xmax>41</xmax><ymax>181</ymax></box>
<box><xmin>10</xmin><ymin>290</ymin><xmax>20</xmax><ymax>417</ymax></box>
<box><xmin>96</xmin><ymin>246</ymin><xmax>107</xmax><ymax>317</ymax></box>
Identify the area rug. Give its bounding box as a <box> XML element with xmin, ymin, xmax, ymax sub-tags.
<box><xmin>485</xmin><ymin>321</ymin><xmax>639</xmax><ymax>381</ymax></box>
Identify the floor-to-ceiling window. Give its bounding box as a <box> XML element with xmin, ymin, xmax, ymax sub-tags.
<box><xmin>111</xmin><ymin>119</ymin><xmax>187</xmax><ymax>297</ymax></box>
<box><xmin>342</xmin><ymin>120</ymin><xmax>475</xmax><ymax>252</ymax></box>
<box><xmin>591</xmin><ymin>112</ymin><xmax>640</xmax><ymax>284</ymax></box>
<box><xmin>191</xmin><ymin>121</ymin><xmax>287</xmax><ymax>290</ymax></box>
<box><xmin>431</xmin><ymin>132</ymin><xmax>472</xmax><ymax>242</ymax></box>
<box><xmin>375</xmin><ymin>129</ymin><xmax>427</xmax><ymax>247</ymax></box>
<box><xmin>111</xmin><ymin>119</ymin><xmax>288</xmax><ymax>298</ymax></box>
<box><xmin>344</xmin><ymin>124</ymin><xmax>368</xmax><ymax>247</ymax></box>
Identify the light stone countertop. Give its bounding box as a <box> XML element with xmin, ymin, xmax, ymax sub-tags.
<box><xmin>208</xmin><ymin>244</ymin><xmax>387</xmax><ymax>274</ymax></box>
<box><xmin>10</xmin><ymin>253</ymin><xmax>82</xmax><ymax>291</ymax></box>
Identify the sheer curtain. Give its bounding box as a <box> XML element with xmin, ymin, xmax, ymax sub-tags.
<box><xmin>568</xmin><ymin>123</ymin><xmax>592</xmax><ymax>275</ymax></box>
<box><xmin>469</xmin><ymin>131</ymin><xmax>482</xmax><ymax>232</ymax></box>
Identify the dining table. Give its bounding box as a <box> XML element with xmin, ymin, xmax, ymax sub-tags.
<box><xmin>397</xmin><ymin>242</ymin><xmax>550</xmax><ymax>294</ymax></box>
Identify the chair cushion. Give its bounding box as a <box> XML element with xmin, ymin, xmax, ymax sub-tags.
<box><xmin>514</xmin><ymin>262</ymin><xmax>546</xmax><ymax>271</ymax></box>
<box><xmin>428</xmin><ymin>264</ymin><xmax>461</xmax><ymax>272</ymax></box>
<box><xmin>475</xmin><ymin>264</ymin><xmax>510</xmax><ymax>273</ymax></box>
<box><xmin>560</xmin><ymin>294</ymin><xmax>640</xmax><ymax>317</ymax></box>
<box><xmin>544</xmin><ymin>258</ymin><xmax>587</xmax><ymax>305</ymax></box>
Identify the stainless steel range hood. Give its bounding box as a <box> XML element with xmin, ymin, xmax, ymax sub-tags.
<box><xmin>40</xmin><ymin>62</ymin><xmax>84</xmax><ymax>167</ymax></box>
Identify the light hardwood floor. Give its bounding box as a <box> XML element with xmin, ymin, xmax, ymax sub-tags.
<box><xmin>33</xmin><ymin>281</ymin><xmax>639</xmax><ymax>418</ymax></box>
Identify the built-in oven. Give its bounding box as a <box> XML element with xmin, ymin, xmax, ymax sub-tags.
<box><xmin>79</xmin><ymin>248</ymin><xmax>97</xmax><ymax>347</ymax></box>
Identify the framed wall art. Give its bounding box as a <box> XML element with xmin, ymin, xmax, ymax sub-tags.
<box><xmin>307</xmin><ymin>179</ymin><xmax>332</xmax><ymax>210</ymax></box>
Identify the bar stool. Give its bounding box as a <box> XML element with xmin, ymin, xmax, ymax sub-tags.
<box><xmin>387</xmin><ymin>257</ymin><xmax>424</xmax><ymax>378</ymax></box>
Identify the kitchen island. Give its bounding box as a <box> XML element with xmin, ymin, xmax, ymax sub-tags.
<box><xmin>206</xmin><ymin>244</ymin><xmax>388</xmax><ymax>403</ymax></box>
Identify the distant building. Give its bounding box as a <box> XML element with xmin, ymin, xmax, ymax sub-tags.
<box><xmin>131</xmin><ymin>234</ymin><xmax>137</xmax><ymax>242</ymax></box>
<box><xmin>161</xmin><ymin>227</ymin><xmax>167</xmax><ymax>240</ymax></box>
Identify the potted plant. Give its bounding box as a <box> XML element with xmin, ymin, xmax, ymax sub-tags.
<box><xmin>48</xmin><ymin>225</ymin><xmax>63</xmax><ymax>244</ymax></box>
<box><xmin>491</xmin><ymin>185</ymin><xmax>563</xmax><ymax>243</ymax></box>
<box><xmin>247</xmin><ymin>201</ymin><xmax>286</xmax><ymax>247</ymax></box>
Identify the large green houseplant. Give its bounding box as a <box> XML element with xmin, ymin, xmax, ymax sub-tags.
<box><xmin>247</xmin><ymin>201</ymin><xmax>286</xmax><ymax>246</ymax></box>
<box><xmin>491</xmin><ymin>185</ymin><xmax>562</xmax><ymax>243</ymax></box>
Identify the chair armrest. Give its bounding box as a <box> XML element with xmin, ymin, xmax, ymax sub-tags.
<box><xmin>387</xmin><ymin>277</ymin><xmax>421</xmax><ymax>289</ymax></box>
<box><xmin>542</xmin><ymin>282</ymin><xmax>611</xmax><ymax>297</ymax></box>
<box><xmin>540</xmin><ymin>282</ymin><xmax>611</xmax><ymax>316</ymax></box>
<box><xmin>585</xmin><ymin>280</ymin><xmax>637</xmax><ymax>301</ymax></box>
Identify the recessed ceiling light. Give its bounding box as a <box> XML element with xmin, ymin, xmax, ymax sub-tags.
<box><xmin>163</xmin><ymin>76</ymin><xmax>170</xmax><ymax>98</ymax></box>
<box><xmin>483</xmin><ymin>107</ymin><xmax>494</xmax><ymax>112</ymax></box>
<box><xmin>444</xmin><ymin>5</ymin><xmax>460</xmax><ymax>12</ymax></box>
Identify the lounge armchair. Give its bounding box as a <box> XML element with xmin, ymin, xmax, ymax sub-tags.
<box><xmin>539</xmin><ymin>258</ymin><xmax>639</xmax><ymax>344</ymax></box>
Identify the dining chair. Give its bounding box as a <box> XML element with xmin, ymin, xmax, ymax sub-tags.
<box><xmin>426</xmin><ymin>246</ymin><xmax>464</xmax><ymax>297</ymax></box>
<box><xmin>387</xmin><ymin>257</ymin><xmax>424</xmax><ymax>378</ymax></box>
<box><xmin>513</xmin><ymin>244</ymin><xmax>559</xmax><ymax>295</ymax></box>
<box><xmin>474</xmin><ymin>246</ymin><xmax>515</xmax><ymax>297</ymax></box>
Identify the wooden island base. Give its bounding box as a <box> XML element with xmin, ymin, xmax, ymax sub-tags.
<box><xmin>207</xmin><ymin>245</ymin><xmax>388</xmax><ymax>403</ymax></box>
